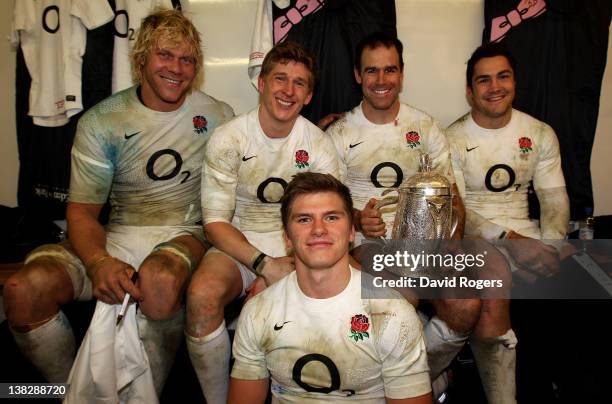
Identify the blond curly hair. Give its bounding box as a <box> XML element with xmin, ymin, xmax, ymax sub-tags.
<box><xmin>130</xmin><ymin>8</ymin><xmax>202</xmax><ymax>84</ymax></box>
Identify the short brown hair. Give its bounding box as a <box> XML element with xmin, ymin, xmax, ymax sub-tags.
<box><xmin>131</xmin><ymin>8</ymin><xmax>203</xmax><ymax>84</ymax></box>
<box><xmin>281</xmin><ymin>173</ymin><xmax>353</xmax><ymax>230</ymax></box>
<box><xmin>260</xmin><ymin>41</ymin><xmax>318</xmax><ymax>90</ymax></box>
<box><xmin>354</xmin><ymin>31</ymin><xmax>404</xmax><ymax>72</ymax></box>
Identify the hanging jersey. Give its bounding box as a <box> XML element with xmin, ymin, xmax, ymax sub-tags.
<box><xmin>248</xmin><ymin>0</ymin><xmax>275</xmax><ymax>87</ymax></box>
<box><xmin>69</xmin><ymin>86</ymin><xmax>234</xmax><ymax>226</ymax></box>
<box><xmin>111</xmin><ymin>0</ymin><xmax>173</xmax><ymax>93</ymax></box>
<box><xmin>327</xmin><ymin>102</ymin><xmax>453</xmax><ymax>235</ymax></box>
<box><xmin>446</xmin><ymin>109</ymin><xmax>566</xmax><ymax>238</ymax></box>
<box><xmin>232</xmin><ymin>267</ymin><xmax>431</xmax><ymax>402</ymax></box>
<box><xmin>202</xmin><ymin>107</ymin><xmax>340</xmax><ymax>234</ymax></box>
<box><xmin>11</xmin><ymin>0</ymin><xmax>114</xmax><ymax>127</ymax></box>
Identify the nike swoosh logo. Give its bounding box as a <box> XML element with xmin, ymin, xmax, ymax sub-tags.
<box><xmin>124</xmin><ymin>131</ymin><xmax>142</xmax><ymax>139</ymax></box>
<box><xmin>466</xmin><ymin>146</ymin><xmax>479</xmax><ymax>152</ymax></box>
<box><xmin>242</xmin><ymin>155</ymin><xmax>257</xmax><ymax>162</ymax></box>
<box><xmin>349</xmin><ymin>141</ymin><xmax>364</xmax><ymax>149</ymax></box>
<box><xmin>274</xmin><ymin>321</ymin><xmax>291</xmax><ymax>331</ymax></box>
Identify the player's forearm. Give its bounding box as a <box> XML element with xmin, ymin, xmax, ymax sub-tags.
<box><xmin>228</xmin><ymin>378</ymin><xmax>268</xmax><ymax>404</ymax></box>
<box><xmin>537</xmin><ymin>186</ymin><xmax>570</xmax><ymax>239</ymax></box>
<box><xmin>66</xmin><ymin>201</ymin><xmax>107</xmax><ymax>265</ymax></box>
<box><xmin>204</xmin><ymin>222</ymin><xmax>261</xmax><ymax>266</ymax></box>
<box><xmin>465</xmin><ymin>208</ymin><xmax>510</xmax><ymax>240</ymax></box>
<box><xmin>386</xmin><ymin>393</ymin><xmax>433</xmax><ymax>404</ymax></box>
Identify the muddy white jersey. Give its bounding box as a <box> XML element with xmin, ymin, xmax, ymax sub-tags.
<box><xmin>202</xmin><ymin>107</ymin><xmax>340</xmax><ymax>234</ymax></box>
<box><xmin>327</xmin><ymin>102</ymin><xmax>454</xmax><ymax>234</ymax></box>
<box><xmin>11</xmin><ymin>0</ymin><xmax>114</xmax><ymax>127</ymax></box>
<box><xmin>232</xmin><ymin>267</ymin><xmax>431</xmax><ymax>402</ymax></box>
<box><xmin>111</xmin><ymin>0</ymin><xmax>173</xmax><ymax>93</ymax></box>
<box><xmin>447</xmin><ymin>109</ymin><xmax>566</xmax><ymax>239</ymax></box>
<box><xmin>69</xmin><ymin>86</ymin><xmax>234</xmax><ymax>226</ymax></box>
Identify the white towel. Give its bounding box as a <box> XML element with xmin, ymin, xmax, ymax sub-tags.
<box><xmin>64</xmin><ymin>301</ymin><xmax>158</xmax><ymax>404</ymax></box>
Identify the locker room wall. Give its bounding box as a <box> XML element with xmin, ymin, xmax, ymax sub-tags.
<box><xmin>592</xmin><ymin>28</ymin><xmax>612</xmax><ymax>216</ymax></box>
<box><xmin>2</xmin><ymin>0</ymin><xmax>611</xmax><ymax>215</ymax></box>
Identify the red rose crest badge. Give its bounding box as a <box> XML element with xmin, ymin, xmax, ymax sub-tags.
<box><xmin>405</xmin><ymin>131</ymin><xmax>421</xmax><ymax>149</ymax></box>
<box><xmin>519</xmin><ymin>137</ymin><xmax>533</xmax><ymax>154</ymax></box>
<box><xmin>193</xmin><ymin>115</ymin><xmax>208</xmax><ymax>134</ymax></box>
<box><xmin>348</xmin><ymin>314</ymin><xmax>369</xmax><ymax>342</ymax></box>
<box><xmin>295</xmin><ymin>149</ymin><xmax>310</xmax><ymax>169</ymax></box>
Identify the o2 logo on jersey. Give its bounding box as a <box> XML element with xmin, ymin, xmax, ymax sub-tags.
<box><xmin>256</xmin><ymin>178</ymin><xmax>288</xmax><ymax>203</ymax></box>
<box><xmin>370</xmin><ymin>162</ymin><xmax>403</xmax><ymax>188</ymax></box>
<box><xmin>42</xmin><ymin>6</ymin><xmax>60</xmax><ymax>34</ymax></box>
<box><xmin>292</xmin><ymin>354</ymin><xmax>355</xmax><ymax>397</ymax></box>
<box><xmin>485</xmin><ymin>164</ymin><xmax>520</xmax><ymax>192</ymax></box>
<box><xmin>113</xmin><ymin>10</ymin><xmax>135</xmax><ymax>40</ymax></box>
<box><xmin>146</xmin><ymin>149</ymin><xmax>191</xmax><ymax>184</ymax></box>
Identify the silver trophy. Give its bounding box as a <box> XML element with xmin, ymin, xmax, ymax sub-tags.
<box><xmin>370</xmin><ymin>154</ymin><xmax>458</xmax><ymax>289</ymax></box>
<box><xmin>376</xmin><ymin>154</ymin><xmax>457</xmax><ymax>241</ymax></box>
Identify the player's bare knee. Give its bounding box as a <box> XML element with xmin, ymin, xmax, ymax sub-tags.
<box><xmin>3</xmin><ymin>272</ymin><xmax>35</xmax><ymax>319</ymax></box>
<box><xmin>139</xmin><ymin>265</ymin><xmax>186</xmax><ymax>320</ymax></box>
<box><xmin>5</xmin><ymin>262</ymin><xmax>69</xmax><ymax>304</ymax></box>
<box><xmin>186</xmin><ymin>278</ymin><xmax>227</xmax><ymax>322</ymax></box>
<box><xmin>3</xmin><ymin>263</ymin><xmax>72</xmax><ymax>324</ymax></box>
<box><xmin>436</xmin><ymin>298</ymin><xmax>481</xmax><ymax>334</ymax></box>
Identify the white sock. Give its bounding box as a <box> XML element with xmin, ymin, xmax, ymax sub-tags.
<box><xmin>186</xmin><ymin>321</ymin><xmax>230</xmax><ymax>404</ymax></box>
<box><xmin>136</xmin><ymin>309</ymin><xmax>185</xmax><ymax>395</ymax></box>
<box><xmin>11</xmin><ymin>311</ymin><xmax>75</xmax><ymax>383</ymax></box>
<box><xmin>470</xmin><ymin>329</ymin><xmax>518</xmax><ymax>404</ymax></box>
<box><xmin>424</xmin><ymin>315</ymin><xmax>470</xmax><ymax>379</ymax></box>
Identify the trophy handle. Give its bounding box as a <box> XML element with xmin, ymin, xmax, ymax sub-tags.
<box><xmin>450</xmin><ymin>207</ymin><xmax>459</xmax><ymax>238</ymax></box>
<box><xmin>374</xmin><ymin>188</ymin><xmax>399</xmax><ymax>210</ymax></box>
<box><xmin>426</xmin><ymin>196</ymin><xmax>447</xmax><ymax>239</ymax></box>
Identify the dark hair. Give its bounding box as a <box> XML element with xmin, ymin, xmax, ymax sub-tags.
<box><xmin>354</xmin><ymin>31</ymin><xmax>404</xmax><ymax>72</ymax></box>
<box><xmin>281</xmin><ymin>173</ymin><xmax>354</xmax><ymax>230</ymax></box>
<box><xmin>466</xmin><ymin>43</ymin><xmax>517</xmax><ymax>88</ymax></box>
<box><xmin>260</xmin><ymin>41</ymin><xmax>318</xmax><ymax>90</ymax></box>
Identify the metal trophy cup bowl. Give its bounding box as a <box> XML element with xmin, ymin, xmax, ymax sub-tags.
<box><xmin>375</xmin><ymin>154</ymin><xmax>458</xmax><ymax>247</ymax></box>
<box><xmin>368</xmin><ymin>154</ymin><xmax>458</xmax><ymax>292</ymax></box>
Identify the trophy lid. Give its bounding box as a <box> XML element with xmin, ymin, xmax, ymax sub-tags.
<box><xmin>402</xmin><ymin>154</ymin><xmax>451</xmax><ymax>195</ymax></box>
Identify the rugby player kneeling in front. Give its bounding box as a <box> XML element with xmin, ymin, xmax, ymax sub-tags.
<box><xmin>229</xmin><ymin>172</ymin><xmax>432</xmax><ymax>404</ymax></box>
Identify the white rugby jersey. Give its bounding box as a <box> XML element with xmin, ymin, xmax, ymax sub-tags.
<box><xmin>11</xmin><ymin>0</ymin><xmax>114</xmax><ymax>127</ymax></box>
<box><xmin>70</xmin><ymin>86</ymin><xmax>234</xmax><ymax>226</ymax></box>
<box><xmin>232</xmin><ymin>267</ymin><xmax>431</xmax><ymax>402</ymax></box>
<box><xmin>111</xmin><ymin>0</ymin><xmax>173</xmax><ymax>93</ymax></box>
<box><xmin>447</xmin><ymin>109</ymin><xmax>566</xmax><ymax>239</ymax></box>
<box><xmin>327</xmin><ymin>102</ymin><xmax>454</xmax><ymax>234</ymax></box>
<box><xmin>202</xmin><ymin>107</ymin><xmax>340</xmax><ymax>234</ymax></box>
